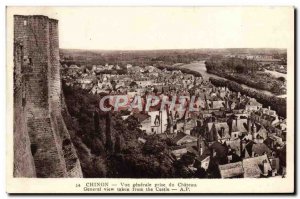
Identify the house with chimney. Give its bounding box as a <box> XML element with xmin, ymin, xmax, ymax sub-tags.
<box><xmin>192</xmin><ymin>137</ymin><xmax>211</xmax><ymax>171</ymax></box>
<box><xmin>271</xmin><ymin>120</ymin><xmax>287</xmax><ymax>139</ymax></box>
<box><xmin>218</xmin><ymin>161</ymin><xmax>244</xmax><ymax>178</ymax></box>
<box><xmin>208</xmin><ymin>100</ymin><xmax>226</xmax><ymax>110</ymax></box>
<box><xmin>171</xmin><ymin>132</ymin><xmax>198</xmax><ymax>146</ymax></box>
<box><xmin>252</xmin><ymin>123</ymin><xmax>269</xmax><ymax>141</ymax></box>
<box><xmin>210</xmin><ymin>122</ymin><xmax>231</xmax><ymax>143</ymax></box>
<box><xmin>245</xmin><ymin>98</ymin><xmax>263</xmax><ymax>111</ymax></box>
<box><xmin>218</xmin><ymin>89</ymin><xmax>228</xmax><ymax>99</ymax></box>
<box><xmin>195</xmin><ymin>155</ymin><xmax>211</xmax><ymax>171</ymax></box>
<box><xmin>264</xmin><ymin>134</ymin><xmax>284</xmax><ymax>150</ymax></box>
<box><xmin>193</xmin><ymin>145</ymin><xmax>211</xmax><ymax>170</ymax></box>
<box><xmin>226</xmin><ymin>139</ymin><xmax>243</xmax><ymax>157</ymax></box>
<box><xmin>269</xmin><ymin>155</ymin><xmax>280</xmax><ymax>175</ymax></box>
<box><xmin>148</xmin><ymin>110</ymin><xmax>168</xmax><ymax>134</ymax></box>
<box><xmin>243</xmin><ymin>141</ymin><xmax>273</xmax><ymax>158</ymax></box>
<box><xmin>78</xmin><ymin>75</ymin><xmax>95</xmax><ymax>89</ymax></box>
<box><xmin>242</xmin><ymin>154</ymin><xmax>272</xmax><ymax>178</ymax></box>
<box><xmin>218</xmin><ymin>153</ymin><xmax>274</xmax><ymax>178</ymax></box>
<box><xmin>205</xmin><ymin>122</ymin><xmax>215</xmax><ymax>142</ymax></box>
<box><xmin>209</xmin><ymin>141</ymin><xmax>229</xmax><ymax>165</ymax></box>
<box><xmin>170</xmin><ymin>145</ymin><xmax>188</xmax><ymax>160</ymax></box>
<box><xmin>184</xmin><ymin>118</ymin><xmax>197</xmax><ymax>135</ymax></box>
<box><xmin>199</xmin><ymin>111</ymin><xmax>212</xmax><ymax>120</ymax></box>
<box><xmin>230</xmin><ymin>118</ymin><xmax>249</xmax><ymax>140</ymax></box>
<box><xmin>132</xmin><ymin>112</ymin><xmax>152</xmax><ymax>135</ymax></box>
<box><xmin>251</xmin><ymin>107</ymin><xmax>280</xmax><ymax>127</ymax></box>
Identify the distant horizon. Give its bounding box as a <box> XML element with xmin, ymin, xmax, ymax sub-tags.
<box><xmin>59</xmin><ymin>47</ymin><xmax>287</xmax><ymax>52</ymax></box>
<box><xmin>8</xmin><ymin>7</ymin><xmax>293</xmax><ymax>50</ymax></box>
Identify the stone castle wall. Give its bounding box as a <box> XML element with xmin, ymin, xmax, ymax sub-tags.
<box><xmin>13</xmin><ymin>40</ymin><xmax>36</xmax><ymax>177</ymax></box>
<box><xmin>13</xmin><ymin>15</ymin><xmax>83</xmax><ymax>177</ymax></box>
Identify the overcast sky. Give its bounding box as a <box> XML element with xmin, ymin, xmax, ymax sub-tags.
<box><xmin>7</xmin><ymin>7</ymin><xmax>293</xmax><ymax>50</ymax></box>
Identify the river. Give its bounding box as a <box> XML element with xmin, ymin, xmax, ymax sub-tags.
<box><xmin>180</xmin><ymin>61</ymin><xmax>283</xmax><ymax>98</ymax></box>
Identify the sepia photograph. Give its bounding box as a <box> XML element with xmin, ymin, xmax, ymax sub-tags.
<box><xmin>6</xmin><ymin>6</ymin><xmax>294</xmax><ymax>193</ymax></box>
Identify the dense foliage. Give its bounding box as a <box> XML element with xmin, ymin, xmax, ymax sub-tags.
<box><xmin>156</xmin><ymin>65</ymin><xmax>202</xmax><ymax>77</ymax></box>
<box><xmin>205</xmin><ymin>58</ymin><xmax>286</xmax><ymax>95</ymax></box>
<box><xmin>62</xmin><ymin>84</ymin><xmax>207</xmax><ymax>178</ymax></box>
<box><xmin>209</xmin><ymin>77</ymin><xmax>286</xmax><ymax>118</ymax></box>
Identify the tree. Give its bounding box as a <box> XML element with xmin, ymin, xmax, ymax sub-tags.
<box><xmin>93</xmin><ymin>157</ymin><xmax>108</xmax><ymax>177</ymax></box>
<box><xmin>235</xmin><ymin>64</ymin><xmax>245</xmax><ymax>73</ymax></box>
<box><xmin>111</xmin><ymin>80</ymin><xmax>117</xmax><ymax>90</ymax></box>
<box><xmin>129</xmin><ymin>81</ymin><xmax>138</xmax><ymax>88</ymax></box>
<box><xmin>143</xmin><ymin>136</ymin><xmax>166</xmax><ymax>154</ymax></box>
<box><xmin>194</xmin><ymin>167</ymin><xmax>207</xmax><ymax>178</ymax></box>
<box><xmin>125</xmin><ymin>115</ymin><xmax>141</xmax><ymax>131</ymax></box>
<box><xmin>153</xmin><ymin>87</ymin><xmax>158</xmax><ymax>94</ymax></box>
<box><xmin>91</xmin><ymin>137</ymin><xmax>105</xmax><ymax>156</ymax></box>
<box><xmin>277</xmin><ymin>76</ymin><xmax>286</xmax><ymax>82</ymax></box>
<box><xmin>114</xmin><ymin>135</ymin><xmax>122</xmax><ymax>153</ymax></box>
<box><xmin>93</xmin><ymin>109</ymin><xmax>103</xmax><ymax>139</ymax></box>
<box><xmin>105</xmin><ymin>112</ymin><xmax>114</xmax><ymax>153</ymax></box>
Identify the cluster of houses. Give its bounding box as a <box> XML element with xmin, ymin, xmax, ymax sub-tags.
<box><xmin>62</xmin><ymin>63</ymin><xmax>287</xmax><ymax>179</ymax></box>
<box><xmin>225</xmin><ymin>53</ymin><xmax>281</xmax><ymax>61</ymax></box>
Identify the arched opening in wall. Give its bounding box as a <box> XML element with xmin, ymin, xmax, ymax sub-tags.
<box><xmin>30</xmin><ymin>143</ymin><xmax>38</xmax><ymax>156</ymax></box>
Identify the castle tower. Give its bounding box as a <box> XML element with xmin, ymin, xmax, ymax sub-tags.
<box><xmin>14</xmin><ymin>15</ymin><xmax>82</xmax><ymax>177</ymax></box>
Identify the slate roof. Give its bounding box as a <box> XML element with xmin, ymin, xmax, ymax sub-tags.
<box><xmin>214</xmin><ymin>122</ymin><xmax>230</xmax><ymax>139</ymax></box>
<box><xmin>172</xmin><ymin>134</ymin><xmax>198</xmax><ymax>145</ymax></box>
<box><xmin>170</xmin><ymin>147</ymin><xmax>188</xmax><ymax>159</ymax></box>
<box><xmin>219</xmin><ymin>161</ymin><xmax>243</xmax><ymax>178</ymax></box>
<box><xmin>256</xmin><ymin>125</ymin><xmax>268</xmax><ymax>139</ymax></box>
<box><xmin>132</xmin><ymin>112</ymin><xmax>151</xmax><ymax>123</ymax></box>
<box><xmin>169</xmin><ymin>145</ymin><xmax>187</xmax><ymax>151</ymax></box>
<box><xmin>242</xmin><ymin>154</ymin><xmax>272</xmax><ymax>178</ymax></box>
<box><xmin>226</xmin><ymin>139</ymin><xmax>242</xmax><ymax>156</ymax></box>
<box><xmin>252</xmin><ymin>143</ymin><xmax>272</xmax><ymax>156</ymax></box>
<box><xmin>195</xmin><ymin>148</ymin><xmax>211</xmax><ymax>162</ymax></box>
<box><xmin>262</xmin><ymin>114</ymin><xmax>277</xmax><ymax>122</ymax></box>
<box><xmin>207</xmin><ymin>122</ymin><xmax>214</xmax><ymax>132</ymax></box>
<box><xmin>210</xmin><ymin>141</ymin><xmax>228</xmax><ymax>158</ymax></box>
<box><xmin>231</xmin><ymin>119</ymin><xmax>248</xmax><ymax>133</ymax></box>
<box><xmin>247</xmin><ymin>99</ymin><xmax>262</xmax><ymax>107</ymax></box>
<box><xmin>245</xmin><ymin>142</ymin><xmax>272</xmax><ymax>157</ymax></box>
<box><xmin>171</xmin><ymin>132</ymin><xmax>188</xmax><ymax>144</ymax></box>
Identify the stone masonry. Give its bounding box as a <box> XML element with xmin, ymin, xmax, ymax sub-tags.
<box><xmin>13</xmin><ymin>15</ymin><xmax>83</xmax><ymax>177</ymax></box>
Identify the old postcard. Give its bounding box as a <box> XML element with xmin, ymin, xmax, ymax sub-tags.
<box><xmin>6</xmin><ymin>6</ymin><xmax>294</xmax><ymax>193</ymax></box>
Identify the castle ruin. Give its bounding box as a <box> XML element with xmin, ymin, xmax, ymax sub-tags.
<box><xmin>13</xmin><ymin>15</ymin><xmax>83</xmax><ymax>177</ymax></box>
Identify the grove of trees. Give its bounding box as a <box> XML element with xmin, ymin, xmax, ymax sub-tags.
<box><xmin>205</xmin><ymin>58</ymin><xmax>286</xmax><ymax>95</ymax></box>
<box><xmin>209</xmin><ymin>77</ymin><xmax>286</xmax><ymax>118</ymax></box>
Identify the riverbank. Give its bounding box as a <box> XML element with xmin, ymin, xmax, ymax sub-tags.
<box><xmin>179</xmin><ymin>61</ymin><xmax>282</xmax><ymax>97</ymax></box>
<box><xmin>205</xmin><ymin>59</ymin><xmax>286</xmax><ymax>95</ymax></box>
